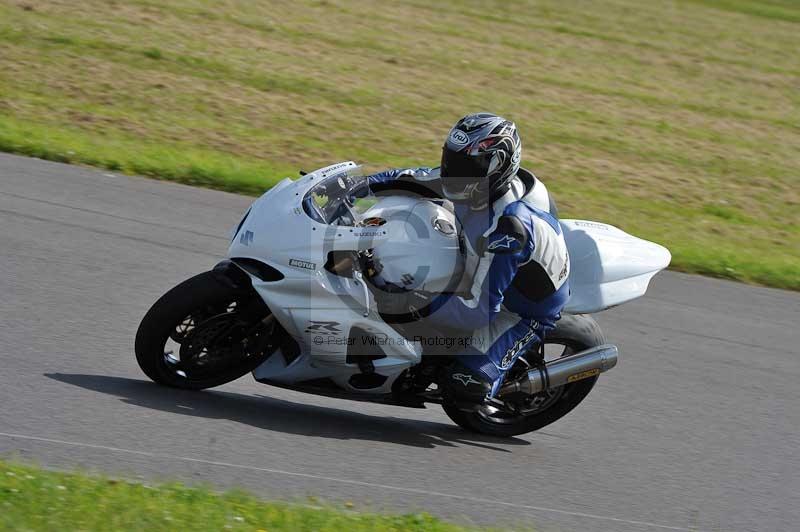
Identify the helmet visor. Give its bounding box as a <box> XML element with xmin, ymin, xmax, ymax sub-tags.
<box><xmin>440</xmin><ymin>148</ymin><xmax>491</xmax><ymax>201</ymax></box>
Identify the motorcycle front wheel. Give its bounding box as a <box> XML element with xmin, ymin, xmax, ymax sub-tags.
<box><xmin>442</xmin><ymin>314</ymin><xmax>605</xmax><ymax>437</ymax></box>
<box><xmin>135</xmin><ymin>271</ymin><xmax>277</xmax><ymax>390</ymax></box>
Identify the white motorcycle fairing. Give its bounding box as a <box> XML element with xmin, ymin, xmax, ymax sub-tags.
<box><xmin>226</xmin><ymin>162</ymin><xmax>670</xmax><ymax>395</ymax></box>
<box><xmin>561</xmin><ymin>220</ymin><xmax>671</xmax><ymax>314</ymax></box>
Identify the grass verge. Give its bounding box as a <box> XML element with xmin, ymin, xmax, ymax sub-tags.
<box><xmin>0</xmin><ymin>461</ymin><xmax>483</xmax><ymax>531</ymax></box>
<box><xmin>0</xmin><ymin>0</ymin><xmax>798</xmax><ymax>289</ymax></box>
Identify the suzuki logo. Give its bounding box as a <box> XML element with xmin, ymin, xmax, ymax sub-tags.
<box><xmin>240</xmin><ymin>230</ymin><xmax>254</xmax><ymax>246</ymax></box>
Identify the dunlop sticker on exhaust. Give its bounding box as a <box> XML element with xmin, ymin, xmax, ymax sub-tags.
<box><xmin>566</xmin><ymin>369</ymin><xmax>600</xmax><ymax>383</ymax></box>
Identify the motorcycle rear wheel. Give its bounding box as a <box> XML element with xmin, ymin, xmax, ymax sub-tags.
<box><xmin>135</xmin><ymin>271</ymin><xmax>276</xmax><ymax>390</ymax></box>
<box><xmin>442</xmin><ymin>314</ymin><xmax>605</xmax><ymax>437</ymax></box>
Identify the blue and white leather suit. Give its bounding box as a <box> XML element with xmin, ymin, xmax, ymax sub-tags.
<box><xmin>368</xmin><ymin>167</ymin><xmax>571</xmax><ymax>397</ymax></box>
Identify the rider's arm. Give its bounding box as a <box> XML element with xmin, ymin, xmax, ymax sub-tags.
<box><xmin>426</xmin><ymin>216</ymin><xmax>532</xmax><ymax>330</ymax></box>
<box><xmin>367</xmin><ymin>167</ymin><xmax>444</xmax><ymax>198</ymax></box>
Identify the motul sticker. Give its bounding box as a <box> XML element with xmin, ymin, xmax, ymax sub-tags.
<box><xmin>289</xmin><ymin>258</ymin><xmax>316</xmax><ymax>270</ymax></box>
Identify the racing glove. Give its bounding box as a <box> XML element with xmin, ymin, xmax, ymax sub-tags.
<box><xmin>371</xmin><ymin>283</ymin><xmax>432</xmax><ymax>323</ymax></box>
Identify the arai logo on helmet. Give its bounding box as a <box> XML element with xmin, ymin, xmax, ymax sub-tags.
<box><xmin>448</xmin><ymin>129</ymin><xmax>469</xmax><ymax>147</ymax></box>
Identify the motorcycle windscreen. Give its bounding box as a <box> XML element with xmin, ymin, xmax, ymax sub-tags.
<box><xmin>302</xmin><ymin>164</ymin><xmax>373</xmax><ymax>226</ymax></box>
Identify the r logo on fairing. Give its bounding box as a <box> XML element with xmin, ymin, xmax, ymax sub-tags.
<box><xmin>305</xmin><ymin>321</ymin><xmax>341</xmax><ymax>335</ymax></box>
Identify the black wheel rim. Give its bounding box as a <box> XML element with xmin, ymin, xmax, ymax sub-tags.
<box><xmin>476</xmin><ymin>341</ymin><xmax>577</xmax><ymax>426</ymax></box>
<box><xmin>161</xmin><ymin>299</ymin><xmax>274</xmax><ymax>382</ymax></box>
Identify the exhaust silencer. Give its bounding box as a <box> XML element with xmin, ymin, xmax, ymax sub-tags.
<box><xmin>498</xmin><ymin>344</ymin><xmax>618</xmax><ymax>397</ymax></box>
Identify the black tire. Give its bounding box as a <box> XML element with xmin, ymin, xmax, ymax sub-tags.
<box><xmin>135</xmin><ymin>271</ymin><xmax>274</xmax><ymax>390</ymax></box>
<box><xmin>442</xmin><ymin>314</ymin><xmax>606</xmax><ymax>437</ymax></box>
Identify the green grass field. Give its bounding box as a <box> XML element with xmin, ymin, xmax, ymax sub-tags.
<box><xmin>0</xmin><ymin>0</ymin><xmax>798</xmax><ymax>289</ymax></box>
<box><xmin>0</xmin><ymin>461</ymin><xmax>482</xmax><ymax>531</ymax></box>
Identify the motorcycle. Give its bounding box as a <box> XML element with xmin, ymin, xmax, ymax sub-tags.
<box><xmin>135</xmin><ymin>161</ymin><xmax>670</xmax><ymax>437</ymax></box>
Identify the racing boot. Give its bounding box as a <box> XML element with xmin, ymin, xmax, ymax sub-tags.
<box><xmin>441</xmin><ymin>360</ymin><xmax>493</xmax><ymax>410</ymax></box>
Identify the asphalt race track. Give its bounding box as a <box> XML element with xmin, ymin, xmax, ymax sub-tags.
<box><xmin>1</xmin><ymin>153</ymin><xmax>798</xmax><ymax>531</ymax></box>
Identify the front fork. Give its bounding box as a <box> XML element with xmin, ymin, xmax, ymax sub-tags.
<box><xmin>211</xmin><ymin>259</ymin><xmax>279</xmax><ymax>343</ymax></box>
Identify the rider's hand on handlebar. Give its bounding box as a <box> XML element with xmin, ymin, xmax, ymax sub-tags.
<box><xmin>372</xmin><ymin>284</ymin><xmax>432</xmax><ymax>320</ymax></box>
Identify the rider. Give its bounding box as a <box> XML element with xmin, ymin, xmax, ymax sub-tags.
<box><xmin>367</xmin><ymin>113</ymin><xmax>571</xmax><ymax>409</ymax></box>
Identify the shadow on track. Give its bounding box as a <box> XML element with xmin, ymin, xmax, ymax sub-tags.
<box><xmin>45</xmin><ymin>373</ymin><xmax>530</xmax><ymax>451</ymax></box>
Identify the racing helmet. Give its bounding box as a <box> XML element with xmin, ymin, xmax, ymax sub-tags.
<box><xmin>440</xmin><ymin>113</ymin><xmax>522</xmax><ymax>209</ymax></box>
